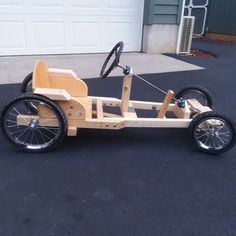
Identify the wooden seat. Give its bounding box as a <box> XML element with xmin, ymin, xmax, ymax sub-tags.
<box><xmin>32</xmin><ymin>60</ymin><xmax>88</xmax><ymax>97</ymax></box>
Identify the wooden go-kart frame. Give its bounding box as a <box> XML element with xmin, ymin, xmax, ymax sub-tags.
<box><xmin>1</xmin><ymin>42</ymin><xmax>235</xmax><ymax>154</ymax></box>
<box><xmin>17</xmin><ymin>60</ymin><xmax>210</xmax><ymax>135</ymax></box>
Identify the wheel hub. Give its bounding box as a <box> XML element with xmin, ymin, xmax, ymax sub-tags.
<box><xmin>210</xmin><ymin>128</ymin><xmax>215</xmax><ymax>136</ymax></box>
<box><xmin>29</xmin><ymin>119</ymin><xmax>38</xmax><ymax>129</ymax></box>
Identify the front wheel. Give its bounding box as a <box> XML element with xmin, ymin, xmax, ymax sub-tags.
<box><xmin>0</xmin><ymin>94</ymin><xmax>67</xmax><ymax>153</ymax></box>
<box><xmin>175</xmin><ymin>85</ymin><xmax>213</xmax><ymax>108</ymax></box>
<box><xmin>189</xmin><ymin>111</ymin><xmax>235</xmax><ymax>154</ymax></box>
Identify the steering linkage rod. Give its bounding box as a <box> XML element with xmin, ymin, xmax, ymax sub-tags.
<box><xmin>117</xmin><ymin>64</ymin><xmax>179</xmax><ymax>103</ymax></box>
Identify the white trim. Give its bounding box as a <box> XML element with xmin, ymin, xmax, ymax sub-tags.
<box><xmin>184</xmin><ymin>0</ymin><xmax>209</xmax><ymax>35</ymax></box>
<box><xmin>176</xmin><ymin>0</ymin><xmax>186</xmax><ymax>54</ymax></box>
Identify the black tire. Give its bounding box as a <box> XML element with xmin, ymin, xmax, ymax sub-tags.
<box><xmin>189</xmin><ymin>111</ymin><xmax>235</xmax><ymax>154</ymax></box>
<box><xmin>20</xmin><ymin>73</ymin><xmax>37</xmax><ymax>113</ymax></box>
<box><xmin>21</xmin><ymin>72</ymin><xmax>33</xmax><ymax>93</ymax></box>
<box><xmin>0</xmin><ymin>94</ymin><xmax>67</xmax><ymax>153</ymax></box>
<box><xmin>175</xmin><ymin>85</ymin><xmax>213</xmax><ymax>108</ymax></box>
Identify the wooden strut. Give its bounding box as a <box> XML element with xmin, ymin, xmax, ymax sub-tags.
<box><xmin>121</xmin><ymin>73</ymin><xmax>133</xmax><ymax>117</ymax></box>
<box><xmin>157</xmin><ymin>90</ymin><xmax>174</xmax><ymax>118</ymax></box>
<box><xmin>96</xmin><ymin>99</ymin><xmax>103</xmax><ymax>120</ymax></box>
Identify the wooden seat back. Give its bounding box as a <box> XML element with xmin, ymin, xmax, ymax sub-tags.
<box><xmin>32</xmin><ymin>60</ymin><xmax>50</xmax><ymax>89</ymax></box>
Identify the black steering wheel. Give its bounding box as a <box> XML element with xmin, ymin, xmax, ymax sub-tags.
<box><xmin>100</xmin><ymin>41</ymin><xmax>124</xmax><ymax>79</ymax></box>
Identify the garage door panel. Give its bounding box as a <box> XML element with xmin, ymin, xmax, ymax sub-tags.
<box><xmin>72</xmin><ymin>22</ymin><xmax>100</xmax><ymax>48</ymax></box>
<box><xmin>0</xmin><ymin>21</ymin><xmax>26</xmax><ymax>49</ymax></box>
<box><xmin>104</xmin><ymin>15</ymin><xmax>142</xmax><ymax>48</ymax></box>
<box><xmin>106</xmin><ymin>22</ymin><xmax>134</xmax><ymax>47</ymax></box>
<box><xmin>32</xmin><ymin>22</ymin><xmax>65</xmax><ymax>48</ymax></box>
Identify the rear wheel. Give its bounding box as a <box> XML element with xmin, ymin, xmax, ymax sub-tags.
<box><xmin>20</xmin><ymin>73</ymin><xmax>38</xmax><ymax>112</ymax></box>
<box><xmin>175</xmin><ymin>85</ymin><xmax>213</xmax><ymax>107</ymax></box>
<box><xmin>0</xmin><ymin>94</ymin><xmax>67</xmax><ymax>152</ymax></box>
<box><xmin>21</xmin><ymin>72</ymin><xmax>33</xmax><ymax>93</ymax></box>
<box><xmin>189</xmin><ymin>111</ymin><xmax>235</xmax><ymax>154</ymax></box>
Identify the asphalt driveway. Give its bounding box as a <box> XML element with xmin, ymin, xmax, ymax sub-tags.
<box><xmin>0</xmin><ymin>39</ymin><xmax>235</xmax><ymax>236</ymax></box>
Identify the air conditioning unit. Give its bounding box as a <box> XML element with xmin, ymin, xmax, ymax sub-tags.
<box><xmin>176</xmin><ymin>16</ymin><xmax>195</xmax><ymax>54</ymax></box>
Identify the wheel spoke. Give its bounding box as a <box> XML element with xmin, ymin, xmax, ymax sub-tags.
<box><xmin>21</xmin><ymin>128</ymin><xmax>31</xmax><ymax>144</ymax></box>
<box><xmin>217</xmin><ymin>136</ymin><xmax>226</xmax><ymax>145</ymax></box>
<box><xmin>218</xmin><ymin>131</ymin><xmax>230</xmax><ymax>136</ymax></box>
<box><xmin>202</xmin><ymin>134</ymin><xmax>210</xmax><ymax>146</ymax></box>
<box><xmin>10</xmin><ymin>127</ymin><xmax>28</xmax><ymax>135</ymax></box>
<box><xmin>15</xmin><ymin>127</ymin><xmax>31</xmax><ymax>140</ymax></box>
<box><xmin>9</xmin><ymin>112</ymin><xmax>18</xmax><ymax>117</ymax></box>
<box><xmin>7</xmin><ymin>124</ymin><xmax>20</xmax><ymax>128</ymax></box>
<box><xmin>36</xmin><ymin>127</ymin><xmax>53</xmax><ymax>142</ymax></box>
<box><xmin>38</xmin><ymin>126</ymin><xmax>59</xmax><ymax>135</ymax></box>
<box><xmin>218</xmin><ymin>135</ymin><xmax>229</xmax><ymax>142</ymax></box>
<box><xmin>6</xmin><ymin>119</ymin><xmax>17</xmax><ymax>124</ymax></box>
<box><xmin>36</xmin><ymin>128</ymin><xmax>47</xmax><ymax>144</ymax></box>
<box><xmin>197</xmin><ymin>133</ymin><xmax>209</xmax><ymax>139</ymax></box>
<box><xmin>30</xmin><ymin>129</ymin><xmax>35</xmax><ymax>145</ymax></box>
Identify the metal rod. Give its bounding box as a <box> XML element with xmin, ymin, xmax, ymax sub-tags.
<box><xmin>118</xmin><ymin>64</ymin><xmax>178</xmax><ymax>102</ymax></box>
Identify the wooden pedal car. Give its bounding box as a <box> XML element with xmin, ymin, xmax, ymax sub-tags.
<box><xmin>0</xmin><ymin>42</ymin><xmax>235</xmax><ymax>154</ymax></box>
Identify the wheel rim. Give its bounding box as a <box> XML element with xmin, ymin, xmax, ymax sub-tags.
<box><xmin>3</xmin><ymin>99</ymin><xmax>62</xmax><ymax>151</ymax></box>
<box><xmin>194</xmin><ymin>117</ymin><xmax>233</xmax><ymax>151</ymax></box>
<box><xmin>181</xmin><ymin>90</ymin><xmax>208</xmax><ymax>106</ymax></box>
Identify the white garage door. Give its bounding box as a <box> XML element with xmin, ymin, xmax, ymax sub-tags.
<box><xmin>0</xmin><ymin>0</ymin><xmax>144</xmax><ymax>56</ymax></box>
